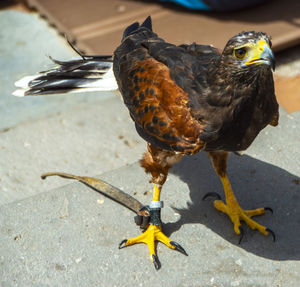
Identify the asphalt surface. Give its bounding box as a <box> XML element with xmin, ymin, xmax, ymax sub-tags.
<box><xmin>0</xmin><ymin>9</ymin><xmax>299</xmax><ymax>287</ymax></box>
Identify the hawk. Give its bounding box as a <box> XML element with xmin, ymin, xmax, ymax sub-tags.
<box><xmin>14</xmin><ymin>16</ymin><xmax>279</xmax><ymax>269</ymax></box>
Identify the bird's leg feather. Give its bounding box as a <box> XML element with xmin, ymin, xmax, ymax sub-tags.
<box><xmin>120</xmin><ymin>144</ymin><xmax>186</xmax><ymax>269</ymax></box>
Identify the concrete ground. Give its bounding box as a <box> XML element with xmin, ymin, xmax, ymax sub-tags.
<box><xmin>0</xmin><ymin>10</ymin><xmax>145</xmax><ymax>205</ymax></box>
<box><xmin>0</xmin><ymin>9</ymin><xmax>299</xmax><ymax>287</ymax></box>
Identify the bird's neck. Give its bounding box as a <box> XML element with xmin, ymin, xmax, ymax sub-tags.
<box><xmin>212</xmin><ymin>59</ymin><xmax>273</xmax><ymax>101</ymax></box>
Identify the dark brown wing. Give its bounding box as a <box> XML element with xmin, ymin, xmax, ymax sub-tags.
<box><xmin>112</xmin><ymin>18</ymin><xmax>225</xmax><ymax>154</ymax></box>
<box><xmin>114</xmin><ymin>18</ymin><xmax>280</xmax><ymax>155</ymax></box>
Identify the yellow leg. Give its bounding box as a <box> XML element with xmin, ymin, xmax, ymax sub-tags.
<box><xmin>152</xmin><ymin>184</ymin><xmax>161</xmax><ymax>201</ymax></box>
<box><xmin>119</xmin><ymin>184</ymin><xmax>187</xmax><ymax>269</ymax></box>
<box><xmin>212</xmin><ymin>174</ymin><xmax>274</xmax><ymax>241</ymax></box>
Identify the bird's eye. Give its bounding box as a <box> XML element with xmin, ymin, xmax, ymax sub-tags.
<box><xmin>234</xmin><ymin>48</ymin><xmax>247</xmax><ymax>59</ymax></box>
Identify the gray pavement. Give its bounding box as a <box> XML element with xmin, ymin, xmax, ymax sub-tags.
<box><xmin>0</xmin><ymin>95</ymin><xmax>145</xmax><ymax>205</ymax></box>
<box><xmin>1</xmin><ymin>8</ymin><xmax>300</xmax><ymax>287</ymax></box>
<box><xmin>0</xmin><ymin>10</ymin><xmax>117</xmax><ymax>130</ymax></box>
<box><xmin>0</xmin><ymin>110</ymin><xmax>299</xmax><ymax>286</ymax></box>
<box><xmin>0</xmin><ymin>10</ymin><xmax>145</xmax><ymax>205</ymax></box>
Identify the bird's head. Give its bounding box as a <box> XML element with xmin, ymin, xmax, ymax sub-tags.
<box><xmin>222</xmin><ymin>31</ymin><xmax>275</xmax><ymax>72</ymax></box>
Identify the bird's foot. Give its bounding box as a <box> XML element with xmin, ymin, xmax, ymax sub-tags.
<box><xmin>204</xmin><ymin>193</ymin><xmax>275</xmax><ymax>243</ymax></box>
<box><xmin>119</xmin><ymin>223</ymin><xmax>187</xmax><ymax>270</ymax></box>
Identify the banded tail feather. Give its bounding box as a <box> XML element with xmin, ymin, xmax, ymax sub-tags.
<box><xmin>13</xmin><ymin>54</ymin><xmax>118</xmax><ymax>97</ymax></box>
<box><xmin>12</xmin><ymin>17</ymin><xmax>153</xmax><ymax>98</ymax></box>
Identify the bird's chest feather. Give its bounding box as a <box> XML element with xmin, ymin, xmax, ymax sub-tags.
<box><xmin>203</xmin><ymin>75</ymin><xmax>278</xmax><ymax>152</ymax></box>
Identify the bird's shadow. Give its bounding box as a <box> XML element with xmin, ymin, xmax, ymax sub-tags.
<box><xmin>163</xmin><ymin>152</ymin><xmax>299</xmax><ymax>260</ymax></box>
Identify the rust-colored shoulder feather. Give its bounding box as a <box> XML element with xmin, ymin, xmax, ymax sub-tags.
<box><xmin>119</xmin><ymin>57</ymin><xmax>205</xmax><ymax>155</ymax></box>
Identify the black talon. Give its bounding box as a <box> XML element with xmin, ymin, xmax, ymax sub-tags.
<box><xmin>152</xmin><ymin>254</ymin><xmax>161</xmax><ymax>270</ymax></box>
<box><xmin>266</xmin><ymin>228</ymin><xmax>276</xmax><ymax>242</ymax></box>
<box><xmin>119</xmin><ymin>239</ymin><xmax>127</xmax><ymax>249</ymax></box>
<box><xmin>202</xmin><ymin>192</ymin><xmax>221</xmax><ymax>201</ymax></box>
<box><xmin>264</xmin><ymin>207</ymin><xmax>273</xmax><ymax>214</ymax></box>
<box><xmin>170</xmin><ymin>241</ymin><xmax>188</xmax><ymax>256</ymax></box>
<box><xmin>238</xmin><ymin>226</ymin><xmax>244</xmax><ymax>244</ymax></box>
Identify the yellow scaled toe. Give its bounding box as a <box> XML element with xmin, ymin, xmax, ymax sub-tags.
<box><xmin>125</xmin><ymin>225</ymin><xmax>175</xmax><ymax>257</ymax></box>
<box><xmin>120</xmin><ymin>224</ymin><xmax>187</xmax><ymax>269</ymax></box>
<box><xmin>209</xmin><ymin>174</ymin><xmax>275</xmax><ymax>242</ymax></box>
<box><xmin>213</xmin><ymin>199</ymin><xmax>270</xmax><ymax>236</ymax></box>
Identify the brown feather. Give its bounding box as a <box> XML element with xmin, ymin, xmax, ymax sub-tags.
<box><xmin>120</xmin><ymin>57</ymin><xmax>205</xmax><ymax>155</ymax></box>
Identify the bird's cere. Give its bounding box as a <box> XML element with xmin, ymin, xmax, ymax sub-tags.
<box><xmin>244</xmin><ymin>40</ymin><xmax>275</xmax><ymax>70</ymax></box>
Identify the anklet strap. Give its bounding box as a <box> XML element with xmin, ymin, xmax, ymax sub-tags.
<box><xmin>150</xmin><ymin>201</ymin><xmax>164</xmax><ymax>209</ymax></box>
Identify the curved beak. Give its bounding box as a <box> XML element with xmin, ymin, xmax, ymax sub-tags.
<box><xmin>259</xmin><ymin>43</ymin><xmax>276</xmax><ymax>71</ymax></box>
<box><xmin>245</xmin><ymin>40</ymin><xmax>276</xmax><ymax>71</ymax></box>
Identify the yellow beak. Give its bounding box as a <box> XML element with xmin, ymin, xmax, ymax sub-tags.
<box><xmin>245</xmin><ymin>40</ymin><xmax>275</xmax><ymax>70</ymax></box>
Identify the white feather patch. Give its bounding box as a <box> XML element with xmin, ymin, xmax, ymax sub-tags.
<box><xmin>14</xmin><ymin>75</ymin><xmax>39</xmax><ymax>89</ymax></box>
<box><xmin>77</xmin><ymin>69</ymin><xmax>118</xmax><ymax>90</ymax></box>
<box><xmin>12</xmin><ymin>66</ymin><xmax>118</xmax><ymax>96</ymax></box>
<box><xmin>12</xmin><ymin>89</ymin><xmax>26</xmax><ymax>97</ymax></box>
